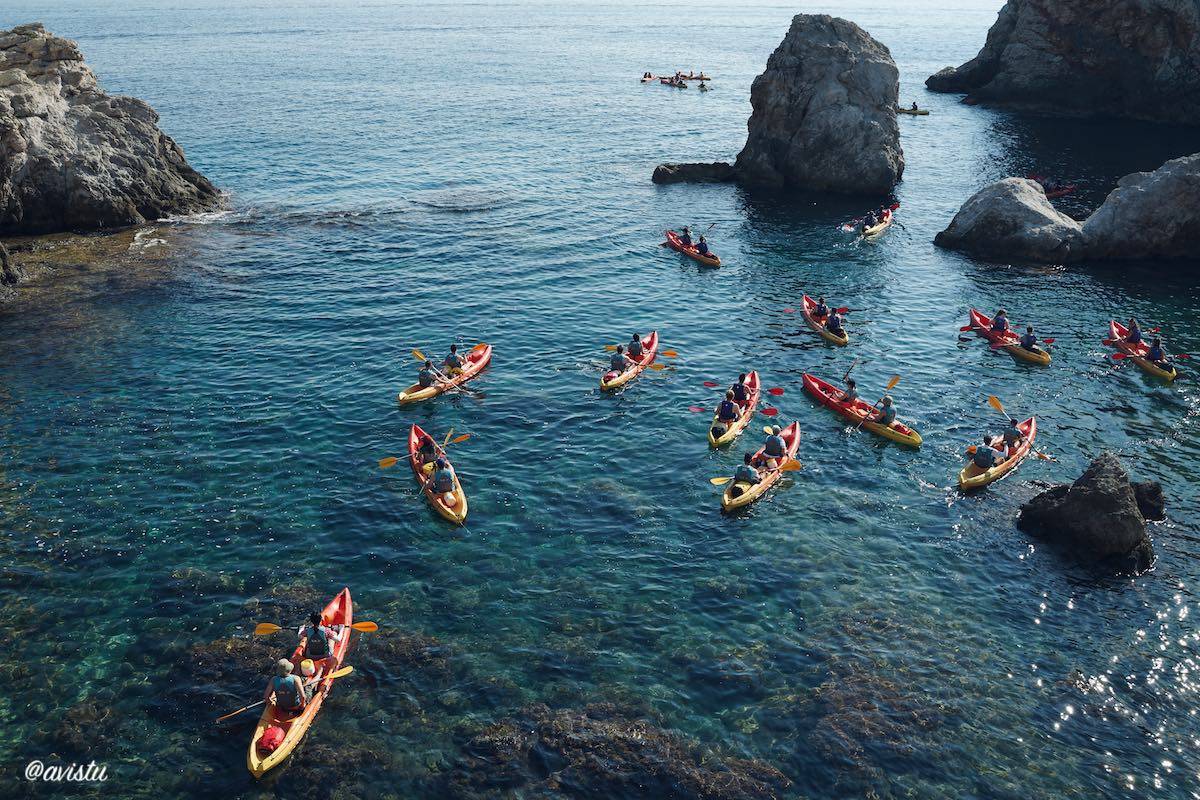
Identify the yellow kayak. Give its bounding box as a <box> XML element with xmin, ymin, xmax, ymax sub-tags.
<box><xmin>1108</xmin><ymin>320</ymin><xmax>1177</xmax><ymax>382</ymax></box>
<box><xmin>708</xmin><ymin>371</ymin><xmax>760</xmax><ymax>447</ymax></box>
<box><xmin>958</xmin><ymin>417</ymin><xmax>1036</xmax><ymax>491</ymax></box>
<box><xmin>721</xmin><ymin>421</ymin><xmax>801</xmax><ymax>511</ymax></box>
<box><xmin>600</xmin><ymin>331</ymin><xmax>658</xmax><ymax>391</ymax></box>
<box><xmin>801</xmin><ymin>294</ymin><xmax>848</xmax><ymax>346</ymax></box>
<box><xmin>409</xmin><ymin>424</ymin><xmax>468</xmax><ymax>524</ymax></box>
<box><xmin>398</xmin><ymin>343</ymin><xmax>492</xmax><ymax>403</ymax></box>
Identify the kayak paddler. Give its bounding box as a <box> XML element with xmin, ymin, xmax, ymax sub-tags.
<box><xmin>911</xmin><ymin>101</ymin><xmax>919</xmax><ymax>110</ymax></box>
<box><xmin>1001</xmin><ymin>418</ymin><xmax>1025</xmax><ymax>456</ymax></box>
<box><xmin>609</xmin><ymin>344</ymin><xmax>630</xmax><ymax>373</ymax></box>
<box><xmin>443</xmin><ymin>344</ymin><xmax>464</xmax><ymax>376</ymax></box>
<box><xmin>875</xmin><ymin>396</ymin><xmax>897</xmax><ymax>426</ymax></box>
<box><xmin>418</xmin><ymin>360</ymin><xmax>438</xmax><ymax>389</ymax></box>
<box><xmin>1148</xmin><ymin>337</ymin><xmax>1170</xmax><ymax>369</ymax></box>
<box><xmin>429</xmin><ymin>457</ymin><xmax>457</xmax><ymax>505</ymax></box>
<box><xmin>696</xmin><ymin>236</ymin><xmax>710</xmax><ymax>256</ymax></box>
<box><xmin>1019</xmin><ymin>325</ymin><xmax>1042</xmax><ymax>353</ymax></box>
<box><xmin>843</xmin><ymin>378</ymin><xmax>860</xmax><ymax>404</ymax></box>
<box><xmin>861</xmin><ymin>211</ymin><xmax>878</xmax><ymax>232</ymax></box>
<box><xmin>418</xmin><ymin>436</ymin><xmax>438</xmax><ymax>469</ymax></box>
<box><xmin>627</xmin><ymin>334</ymin><xmax>644</xmax><ymax>360</ymax></box>
<box><xmin>731</xmin><ymin>373</ymin><xmax>750</xmax><ymax>406</ymax></box>
<box><xmin>971</xmin><ymin>436</ymin><xmax>1006</xmax><ymax>469</ymax></box>
<box><xmin>680</xmin><ymin>226</ymin><xmax>693</xmax><ymax>247</ymax></box>
<box><xmin>733</xmin><ymin>453</ymin><xmax>761</xmax><ymax>488</ymax></box>
<box><xmin>715</xmin><ymin>391</ymin><xmax>739</xmax><ymax>431</ymax></box>
<box><xmin>813</xmin><ymin>296</ymin><xmax>829</xmax><ymax>318</ymax></box>
<box><xmin>826</xmin><ymin>310</ymin><xmax>845</xmax><ymax>336</ymax></box>
<box><xmin>992</xmin><ymin>309</ymin><xmax>1010</xmax><ymax>334</ymax></box>
<box><xmin>1125</xmin><ymin>318</ymin><xmax>1143</xmax><ymax>345</ymax></box>
<box><xmin>760</xmin><ymin>425</ymin><xmax>787</xmax><ymax>469</ymax></box>
<box><xmin>264</xmin><ymin>659</ymin><xmax>307</xmax><ymax>713</ymax></box>
<box><xmin>299</xmin><ymin>612</ymin><xmax>343</xmax><ymax>678</ymax></box>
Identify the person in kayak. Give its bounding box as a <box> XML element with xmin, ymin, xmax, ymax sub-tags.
<box><xmin>971</xmin><ymin>436</ymin><xmax>1007</xmax><ymax>470</ymax></box>
<box><xmin>733</xmin><ymin>453</ymin><xmax>761</xmax><ymax>489</ymax></box>
<box><xmin>627</xmin><ymin>334</ymin><xmax>644</xmax><ymax>360</ymax></box>
<box><xmin>418</xmin><ymin>435</ymin><xmax>438</xmax><ymax>467</ymax></box>
<box><xmin>843</xmin><ymin>378</ymin><xmax>860</xmax><ymax>404</ymax></box>
<box><xmin>990</xmin><ymin>309</ymin><xmax>1010</xmax><ymax>334</ymax></box>
<box><xmin>1019</xmin><ymin>326</ymin><xmax>1041</xmax><ymax>352</ymax></box>
<box><xmin>875</xmin><ymin>396</ymin><xmax>897</xmax><ymax>426</ymax></box>
<box><xmin>265</xmin><ymin>659</ymin><xmax>307</xmax><ymax>713</ymax></box>
<box><xmin>731</xmin><ymin>373</ymin><xmax>750</xmax><ymax>406</ymax></box>
<box><xmin>298</xmin><ymin>611</ymin><xmax>343</xmax><ymax>678</ymax></box>
<box><xmin>911</xmin><ymin>102</ymin><xmax>919</xmax><ymax>111</ymax></box>
<box><xmin>1001</xmin><ymin>418</ymin><xmax>1025</xmax><ymax>456</ymax></box>
<box><xmin>1147</xmin><ymin>337</ymin><xmax>1170</xmax><ymax>369</ymax></box>
<box><xmin>609</xmin><ymin>344</ymin><xmax>629</xmax><ymax>373</ymax></box>
<box><xmin>418</xmin><ymin>361</ymin><xmax>438</xmax><ymax>389</ymax></box>
<box><xmin>812</xmin><ymin>297</ymin><xmax>829</xmax><ymax>319</ymax></box>
<box><xmin>861</xmin><ymin>211</ymin><xmax>878</xmax><ymax>232</ymax></box>
<box><xmin>760</xmin><ymin>425</ymin><xmax>787</xmax><ymax>469</ymax></box>
<box><xmin>1125</xmin><ymin>318</ymin><xmax>1143</xmax><ymax>345</ymax></box>
<box><xmin>712</xmin><ymin>391</ymin><xmax>740</xmax><ymax>438</ymax></box>
<box><xmin>443</xmin><ymin>345</ymin><xmax>464</xmax><ymax>377</ymax></box>
<box><xmin>680</xmin><ymin>226</ymin><xmax>693</xmax><ymax>246</ymax></box>
<box><xmin>696</xmin><ymin>235</ymin><xmax>710</xmax><ymax>256</ymax></box>
<box><xmin>430</xmin><ymin>457</ymin><xmax>456</xmax><ymax>495</ymax></box>
<box><xmin>826</xmin><ymin>310</ymin><xmax>845</xmax><ymax>336</ymax></box>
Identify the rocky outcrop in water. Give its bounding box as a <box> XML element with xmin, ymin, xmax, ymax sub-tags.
<box><xmin>925</xmin><ymin>0</ymin><xmax>1200</xmax><ymax>125</ymax></box>
<box><xmin>1082</xmin><ymin>153</ymin><xmax>1200</xmax><ymax>260</ymax></box>
<box><xmin>446</xmin><ymin>703</ymin><xmax>791</xmax><ymax>799</ymax></box>
<box><xmin>1017</xmin><ymin>453</ymin><xmax>1158</xmax><ymax>569</ymax></box>
<box><xmin>938</xmin><ymin>153</ymin><xmax>1200</xmax><ymax>263</ymax></box>
<box><xmin>934</xmin><ymin>178</ymin><xmax>1084</xmax><ymax>261</ymax></box>
<box><xmin>0</xmin><ymin>23</ymin><xmax>221</xmax><ymax>237</ymax></box>
<box><xmin>652</xmin><ymin>14</ymin><xmax>903</xmax><ymax>195</ymax></box>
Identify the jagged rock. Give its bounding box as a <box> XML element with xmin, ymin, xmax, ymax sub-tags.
<box><xmin>1082</xmin><ymin>153</ymin><xmax>1200</xmax><ymax>260</ymax></box>
<box><xmin>653</xmin><ymin>14</ymin><xmax>903</xmax><ymax>195</ymax></box>
<box><xmin>445</xmin><ymin>703</ymin><xmax>790</xmax><ymax>799</ymax></box>
<box><xmin>925</xmin><ymin>0</ymin><xmax>1200</xmax><ymax>125</ymax></box>
<box><xmin>1017</xmin><ymin>453</ymin><xmax>1157</xmax><ymax>568</ymax></box>
<box><xmin>1133</xmin><ymin>481</ymin><xmax>1166</xmax><ymax>521</ymax></box>
<box><xmin>0</xmin><ymin>22</ymin><xmax>221</xmax><ymax>236</ymax></box>
<box><xmin>651</xmin><ymin>162</ymin><xmax>735</xmax><ymax>184</ymax></box>
<box><xmin>934</xmin><ymin>178</ymin><xmax>1084</xmax><ymax>261</ymax></box>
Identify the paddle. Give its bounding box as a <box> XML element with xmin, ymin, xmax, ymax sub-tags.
<box><xmin>378</xmin><ymin>434</ymin><xmax>470</xmax><ymax>469</ymax></box>
<box><xmin>987</xmin><ymin>395</ymin><xmax>1054</xmax><ymax>461</ymax></box>
<box><xmin>215</xmin><ymin>666</ymin><xmax>356</xmax><ymax>724</ymax></box>
<box><xmin>710</xmin><ymin>458</ymin><xmax>803</xmax><ymax>485</ymax></box>
<box><xmin>842</xmin><ymin>358</ymin><xmax>861</xmax><ymax>383</ymax></box>
<box><xmin>688</xmin><ymin>406</ymin><xmax>708</xmax><ymax>413</ymax></box>
<box><xmin>603</xmin><ymin>345</ymin><xmax>677</xmax><ymax>358</ymax></box>
<box><xmin>854</xmin><ymin>375</ymin><xmax>901</xmax><ymax>431</ymax></box>
<box><xmin>761</xmin><ymin>407</ymin><xmax>779</xmax><ymax>417</ymax></box>
<box><xmin>255</xmin><ymin>622</ymin><xmax>378</xmax><ymax>636</ymax></box>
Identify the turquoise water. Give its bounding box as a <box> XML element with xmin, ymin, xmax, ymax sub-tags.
<box><xmin>2</xmin><ymin>1</ymin><xmax>1200</xmax><ymax>797</ymax></box>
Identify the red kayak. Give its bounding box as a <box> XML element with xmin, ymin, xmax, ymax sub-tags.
<box><xmin>967</xmin><ymin>308</ymin><xmax>1051</xmax><ymax>366</ymax></box>
<box><xmin>664</xmin><ymin>230</ymin><xmax>721</xmax><ymax>267</ymax></box>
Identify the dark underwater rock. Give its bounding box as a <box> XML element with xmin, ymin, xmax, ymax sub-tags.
<box><xmin>445</xmin><ymin>703</ymin><xmax>791</xmax><ymax>799</ymax></box>
<box><xmin>652</xmin><ymin>162</ymin><xmax>735</xmax><ymax>184</ymax></box>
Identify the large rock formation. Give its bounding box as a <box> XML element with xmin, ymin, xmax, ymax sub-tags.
<box><xmin>652</xmin><ymin>14</ymin><xmax>903</xmax><ymax>196</ymax></box>
<box><xmin>1017</xmin><ymin>453</ymin><xmax>1159</xmax><ymax>569</ymax></box>
<box><xmin>1082</xmin><ymin>153</ymin><xmax>1200</xmax><ymax>259</ymax></box>
<box><xmin>925</xmin><ymin>0</ymin><xmax>1200</xmax><ymax>125</ymax></box>
<box><xmin>934</xmin><ymin>178</ymin><xmax>1084</xmax><ymax>261</ymax></box>
<box><xmin>0</xmin><ymin>23</ymin><xmax>221</xmax><ymax>236</ymax></box>
<box><xmin>937</xmin><ymin>153</ymin><xmax>1200</xmax><ymax>262</ymax></box>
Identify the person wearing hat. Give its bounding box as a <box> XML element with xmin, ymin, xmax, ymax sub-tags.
<box><xmin>875</xmin><ymin>396</ymin><xmax>897</xmax><ymax>427</ymax></box>
<box><xmin>430</xmin><ymin>456</ymin><xmax>456</xmax><ymax>495</ymax></box>
<box><xmin>760</xmin><ymin>425</ymin><xmax>787</xmax><ymax>469</ymax></box>
<box><xmin>418</xmin><ymin>360</ymin><xmax>438</xmax><ymax>389</ymax></box>
<box><xmin>263</xmin><ymin>659</ymin><xmax>307</xmax><ymax>713</ymax></box>
<box><xmin>627</xmin><ymin>333</ymin><xmax>644</xmax><ymax>360</ymax></box>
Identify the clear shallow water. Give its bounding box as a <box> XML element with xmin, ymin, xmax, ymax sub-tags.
<box><xmin>2</xmin><ymin>1</ymin><xmax>1200</xmax><ymax>797</ymax></box>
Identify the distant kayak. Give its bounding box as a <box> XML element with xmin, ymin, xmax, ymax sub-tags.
<box><xmin>664</xmin><ymin>230</ymin><xmax>720</xmax><ymax>267</ymax></box>
<box><xmin>958</xmin><ymin>417</ymin><xmax>1036</xmax><ymax>491</ymax></box>
<box><xmin>863</xmin><ymin>210</ymin><xmax>893</xmax><ymax>237</ymax></box>
<box><xmin>1107</xmin><ymin>320</ymin><xmax>1177</xmax><ymax>382</ymax></box>
<box><xmin>896</xmin><ymin>107</ymin><xmax>930</xmax><ymax>115</ymax></box>
<box><xmin>601</xmin><ymin>331</ymin><xmax>659</xmax><ymax>391</ymax></box>
<box><xmin>800</xmin><ymin>294</ymin><xmax>847</xmax><ymax>346</ymax></box>
<box><xmin>659</xmin><ymin>77</ymin><xmax>687</xmax><ymax>88</ymax></box>
<box><xmin>968</xmin><ymin>309</ymin><xmax>1051</xmax><ymax>366</ymax></box>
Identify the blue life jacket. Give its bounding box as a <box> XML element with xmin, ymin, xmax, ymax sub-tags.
<box><xmin>764</xmin><ymin>435</ymin><xmax>786</xmax><ymax>458</ymax></box>
<box><xmin>878</xmin><ymin>406</ymin><xmax>896</xmax><ymax>425</ymax></box>
<box><xmin>610</xmin><ymin>353</ymin><xmax>628</xmax><ymax>371</ymax></box>
<box><xmin>843</xmin><ymin>388</ymin><xmax>859</xmax><ymax>403</ymax></box>
<box><xmin>1020</xmin><ymin>333</ymin><xmax>1037</xmax><ymax>349</ymax></box>
<box><xmin>418</xmin><ymin>369</ymin><xmax>436</xmax><ymax>388</ymax></box>
<box><xmin>272</xmin><ymin>675</ymin><xmax>305</xmax><ymax>709</ymax></box>
<box><xmin>827</xmin><ymin>314</ymin><xmax>843</xmax><ymax>332</ymax></box>
<box><xmin>973</xmin><ymin>447</ymin><xmax>998</xmax><ymax>469</ymax></box>
<box><xmin>731</xmin><ymin>383</ymin><xmax>749</xmax><ymax>403</ymax></box>
<box><xmin>1127</xmin><ymin>328</ymin><xmax>1142</xmax><ymax>344</ymax></box>
<box><xmin>718</xmin><ymin>400</ymin><xmax>739</xmax><ymax>421</ymax></box>
<box><xmin>433</xmin><ymin>468</ymin><xmax>455</xmax><ymax>493</ymax></box>
<box><xmin>304</xmin><ymin>624</ymin><xmax>330</xmax><ymax>659</ymax></box>
<box><xmin>992</xmin><ymin>317</ymin><xmax>1008</xmax><ymax>333</ymax></box>
<box><xmin>1003</xmin><ymin>427</ymin><xmax>1021</xmax><ymax>446</ymax></box>
<box><xmin>680</xmin><ymin>233</ymin><xmax>692</xmax><ymax>246</ymax></box>
<box><xmin>814</xmin><ymin>303</ymin><xmax>828</xmax><ymax>318</ymax></box>
<box><xmin>697</xmin><ymin>241</ymin><xmax>709</xmax><ymax>254</ymax></box>
<box><xmin>734</xmin><ymin>465</ymin><xmax>760</xmax><ymax>484</ymax></box>
<box><xmin>1149</xmin><ymin>344</ymin><xmax>1165</xmax><ymax>361</ymax></box>
<box><xmin>445</xmin><ymin>353</ymin><xmax>463</xmax><ymax>369</ymax></box>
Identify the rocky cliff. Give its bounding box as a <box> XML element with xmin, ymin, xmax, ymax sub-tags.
<box><xmin>926</xmin><ymin>0</ymin><xmax>1200</xmax><ymax>125</ymax></box>
<box><xmin>653</xmin><ymin>14</ymin><xmax>903</xmax><ymax>196</ymax></box>
<box><xmin>0</xmin><ymin>23</ymin><xmax>221</xmax><ymax>237</ymax></box>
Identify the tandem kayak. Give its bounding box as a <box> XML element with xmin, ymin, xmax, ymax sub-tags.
<box><xmin>1108</xmin><ymin>320</ymin><xmax>1177</xmax><ymax>382</ymax></box>
<box><xmin>408</xmin><ymin>424</ymin><xmax>468</xmax><ymax>524</ymax></box>
<box><xmin>248</xmin><ymin>588</ymin><xmax>353</xmax><ymax>778</ymax></box>
<box><xmin>601</xmin><ymin>331</ymin><xmax>659</xmax><ymax>391</ymax></box>
<box><xmin>896</xmin><ymin>107</ymin><xmax>930</xmax><ymax>115</ymax></box>
<box><xmin>801</xmin><ymin>294</ymin><xmax>848</xmax><ymax>346</ymax></box>
<box><xmin>664</xmin><ymin>230</ymin><xmax>721</xmax><ymax>267</ymax></box>
<box><xmin>958</xmin><ymin>417</ymin><xmax>1036</xmax><ymax>491</ymax></box>
<box><xmin>721</xmin><ymin>421</ymin><xmax>801</xmax><ymax>511</ymax></box>
<box><xmin>968</xmin><ymin>309</ymin><xmax>1051</xmax><ymax>366</ymax></box>
<box><xmin>801</xmin><ymin>373</ymin><xmax>922</xmax><ymax>447</ymax></box>
<box><xmin>863</xmin><ymin>210</ymin><xmax>893</xmax><ymax>237</ymax></box>
<box><xmin>398</xmin><ymin>343</ymin><xmax>493</xmax><ymax>403</ymax></box>
<box><xmin>708</xmin><ymin>371</ymin><xmax>761</xmax><ymax>447</ymax></box>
